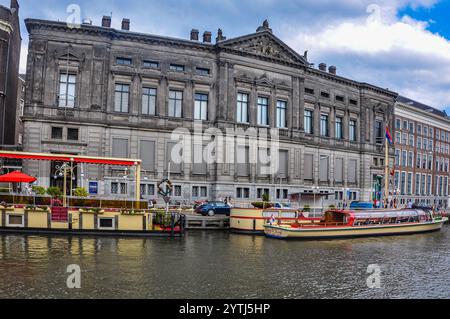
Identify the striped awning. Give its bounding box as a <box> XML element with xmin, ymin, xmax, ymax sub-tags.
<box><xmin>0</xmin><ymin>151</ymin><xmax>141</xmax><ymax>167</ymax></box>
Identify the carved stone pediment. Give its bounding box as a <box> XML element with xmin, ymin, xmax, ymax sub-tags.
<box><xmin>218</xmin><ymin>32</ymin><xmax>307</xmax><ymax>66</ymax></box>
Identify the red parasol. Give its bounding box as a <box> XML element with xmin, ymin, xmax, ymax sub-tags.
<box><xmin>0</xmin><ymin>171</ymin><xmax>37</xmax><ymax>183</ymax></box>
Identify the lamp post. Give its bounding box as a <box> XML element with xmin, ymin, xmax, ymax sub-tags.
<box><xmin>54</xmin><ymin>161</ymin><xmax>76</xmax><ymax>207</ymax></box>
<box><xmin>312</xmin><ymin>186</ymin><xmax>319</xmax><ymax>218</ymax></box>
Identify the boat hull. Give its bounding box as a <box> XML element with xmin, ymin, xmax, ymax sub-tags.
<box><xmin>264</xmin><ymin>219</ymin><xmax>447</xmax><ymax>240</ymax></box>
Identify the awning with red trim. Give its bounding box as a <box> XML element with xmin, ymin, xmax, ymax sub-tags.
<box><xmin>0</xmin><ymin>151</ymin><xmax>141</xmax><ymax>167</ymax></box>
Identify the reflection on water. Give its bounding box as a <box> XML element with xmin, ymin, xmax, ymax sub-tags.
<box><xmin>0</xmin><ymin>228</ymin><xmax>449</xmax><ymax>299</ymax></box>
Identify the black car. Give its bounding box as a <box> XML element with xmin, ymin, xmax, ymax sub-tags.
<box><xmin>195</xmin><ymin>201</ymin><xmax>231</xmax><ymax>216</ymax></box>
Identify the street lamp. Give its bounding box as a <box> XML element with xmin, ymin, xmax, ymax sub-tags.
<box><xmin>312</xmin><ymin>186</ymin><xmax>320</xmax><ymax>218</ymax></box>
<box><xmin>54</xmin><ymin>161</ymin><xmax>76</xmax><ymax>207</ymax></box>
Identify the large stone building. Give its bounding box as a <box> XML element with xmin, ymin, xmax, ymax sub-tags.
<box><xmin>394</xmin><ymin>96</ymin><xmax>450</xmax><ymax>208</ymax></box>
<box><xmin>0</xmin><ymin>0</ymin><xmax>21</xmax><ymax>146</ymax></box>
<box><xmin>22</xmin><ymin>17</ymin><xmax>397</xmax><ymax>206</ymax></box>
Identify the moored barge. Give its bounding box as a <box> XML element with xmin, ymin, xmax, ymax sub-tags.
<box><xmin>264</xmin><ymin>209</ymin><xmax>448</xmax><ymax>240</ymax></box>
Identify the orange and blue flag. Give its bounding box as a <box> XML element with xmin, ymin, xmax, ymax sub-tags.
<box><xmin>386</xmin><ymin>125</ymin><xmax>393</xmax><ymax>144</ymax></box>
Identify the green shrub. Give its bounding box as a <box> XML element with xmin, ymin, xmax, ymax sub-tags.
<box><xmin>328</xmin><ymin>205</ymin><xmax>336</xmax><ymax>209</ymax></box>
<box><xmin>73</xmin><ymin>187</ymin><xmax>88</xmax><ymax>197</ymax></box>
<box><xmin>251</xmin><ymin>202</ymin><xmax>274</xmax><ymax>209</ymax></box>
<box><xmin>46</xmin><ymin>187</ymin><xmax>62</xmax><ymax>198</ymax></box>
<box><xmin>262</xmin><ymin>193</ymin><xmax>270</xmax><ymax>202</ymax></box>
<box><xmin>303</xmin><ymin>205</ymin><xmax>311</xmax><ymax>212</ymax></box>
<box><xmin>32</xmin><ymin>186</ymin><xmax>46</xmax><ymax>195</ymax></box>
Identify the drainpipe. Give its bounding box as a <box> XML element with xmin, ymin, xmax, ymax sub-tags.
<box><xmin>1</xmin><ymin>35</ymin><xmax>11</xmax><ymax>145</ymax></box>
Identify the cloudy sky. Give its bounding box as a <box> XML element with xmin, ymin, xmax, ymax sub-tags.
<box><xmin>5</xmin><ymin>0</ymin><xmax>450</xmax><ymax>112</ymax></box>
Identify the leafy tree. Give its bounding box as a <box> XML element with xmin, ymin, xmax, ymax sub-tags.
<box><xmin>32</xmin><ymin>186</ymin><xmax>46</xmax><ymax>195</ymax></box>
<box><xmin>73</xmin><ymin>187</ymin><xmax>88</xmax><ymax>197</ymax></box>
<box><xmin>46</xmin><ymin>187</ymin><xmax>62</xmax><ymax>198</ymax></box>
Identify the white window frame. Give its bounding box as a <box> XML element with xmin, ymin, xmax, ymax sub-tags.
<box><xmin>98</xmin><ymin>217</ymin><xmax>115</xmax><ymax>230</ymax></box>
<box><xmin>6</xmin><ymin>214</ymin><xmax>24</xmax><ymax>228</ymax></box>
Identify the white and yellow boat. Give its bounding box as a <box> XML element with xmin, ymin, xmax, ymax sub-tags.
<box><xmin>264</xmin><ymin>209</ymin><xmax>448</xmax><ymax>240</ymax></box>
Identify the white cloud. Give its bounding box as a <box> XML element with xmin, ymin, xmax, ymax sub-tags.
<box><xmin>19</xmin><ymin>42</ymin><xmax>28</xmax><ymax>74</ymax></box>
<box><xmin>283</xmin><ymin>1</ymin><xmax>450</xmax><ymax>108</ymax></box>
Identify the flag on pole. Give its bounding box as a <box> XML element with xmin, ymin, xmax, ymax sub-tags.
<box><xmin>385</xmin><ymin>125</ymin><xmax>393</xmax><ymax>144</ymax></box>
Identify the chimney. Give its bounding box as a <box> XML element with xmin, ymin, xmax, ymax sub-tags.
<box><xmin>203</xmin><ymin>31</ymin><xmax>212</xmax><ymax>43</ymax></box>
<box><xmin>10</xmin><ymin>0</ymin><xmax>19</xmax><ymax>12</ymax></box>
<box><xmin>121</xmin><ymin>18</ymin><xmax>130</xmax><ymax>31</ymax></box>
<box><xmin>329</xmin><ymin>66</ymin><xmax>337</xmax><ymax>75</ymax></box>
<box><xmin>102</xmin><ymin>16</ymin><xmax>111</xmax><ymax>28</ymax></box>
<box><xmin>190</xmin><ymin>29</ymin><xmax>199</xmax><ymax>41</ymax></box>
<box><xmin>319</xmin><ymin>63</ymin><xmax>327</xmax><ymax>72</ymax></box>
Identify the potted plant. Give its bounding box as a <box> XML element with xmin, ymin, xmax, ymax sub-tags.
<box><xmin>25</xmin><ymin>205</ymin><xmax>50</xmax><ymax>213</ymax></box>
<box><xmin>46</xmin><ymin>187</ymin><xmax>62</xmax><ymax>198</ymax></box>
<box><xmin>32</xmin><ymin>186</ymin><xmax>46</xmax><ymax>196</ymax></box>
<box><xmin>0</xmin><ymin>201</ymin><xmax>14</xmax><ymax>211</ymax></box>
<box><xmin>79</xmin><ymin>207</ymin><xmax>104</xmax><ymax>214</ymax></box>
<box><xmin>121</xmin><ymin>209</ymin><xmax>145</xmax><ymax>216</ymax></box>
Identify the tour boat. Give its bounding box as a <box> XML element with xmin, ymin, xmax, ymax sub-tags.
<box><xmin>264</xmin><ymin>209</ymin><xmax>448</xmax><ymax>240</ymax></box>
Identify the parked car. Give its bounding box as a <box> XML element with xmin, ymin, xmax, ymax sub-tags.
<box><xmin>273</xmin><ymin>202</ymin><xmax>295</xmax><ymax>210</ymax></box>
<box><xmin>195</xmin><ymin>201</ymin><xmax>231</xmax><ymax>216</ymax></box>
<box><xmin>350</xmin><ymin>201</ymin><xmax>374</xmax><ymax>210</ymax></box>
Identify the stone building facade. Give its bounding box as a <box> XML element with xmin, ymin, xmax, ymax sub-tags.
<box><xmin>0</xmin><ymin>0</ymin><xmax>21</xmax><ymax>146</ymax></box>
<box><xmin>394</xmin><ymin>96</ymin><xmax>450</xmax><ymax>208</ymax></box>
<box><xmin>22</xmin><ymin>17</ymin><xmax>397</xmax><ymax>206</ymax></box>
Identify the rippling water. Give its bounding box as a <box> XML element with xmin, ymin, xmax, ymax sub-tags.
<box><xmin>0</xmin><ymin>227</ymin><xmax>449</xmax><ymax>299</ymax></box>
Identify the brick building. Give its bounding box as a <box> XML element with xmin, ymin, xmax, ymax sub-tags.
<box><xmin>394</xmin><ymin>96</ymin><xmax>450</xmax><ymax>208</ymax></box>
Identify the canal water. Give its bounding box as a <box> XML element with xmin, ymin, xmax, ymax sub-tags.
<box><xmin>0</xmin><ymin>227</ymin><xmax>449</xmax><ymax>299</ymax></box>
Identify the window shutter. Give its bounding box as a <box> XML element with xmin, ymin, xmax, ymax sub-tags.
<box><xmin>112</xmin><ymin>138</ymin><xmax>128</xmax><ymax>158</ymax></box>
<box><xmin>278</xmin><ymin>150</ymin><xmax>288</xmax><ymax>178</ymax></box>
<box><xmin>304</xmin><ymin>154</ymin><xmax>313</xmax><ymax>180</ymax></box>
<box><xmin>140</xmin><ymin>141</ymin><xmax>155</xmax><ymax>171</ymax></box>
<box><xmin>348</xmin><ymin>159</ymin><xmax>357</xmax><ymax>183</ymax></box>
<box><xmin>335</xmin><ymin>158</ymin><xmax>343</xmax><ymax>182</ymax></box>
<box><xmin>167</xmin><ymin>142</ymin><xmax>182</xmax><ymax>173</ymax></box>
<box><xmin>319</xmin><ymin>157</ymin><xmax>329</xmax><ymax>182</ymax></box>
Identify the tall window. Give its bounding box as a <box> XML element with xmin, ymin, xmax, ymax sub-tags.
<box><xmin>335</xmin><ymin>117</ymin><xmax>343</xmax><ymax>140</ymax></box>
<box><xmin>349</xmin><ymin>120</ymin><xmax>357</xmax><ymax>142</ymax></box>
<box><xmin>395</xmin><ymin>150</ymin><xmax>400</xmax><ymax>165</ymax></box>
<box><xmin>407</xmin><ymin>173</ymin><xmax>413</xmax><ymax>195</ymax></box>
<box><xmin>236</xmin><ymin>93</ymin><xmax>249</xmax><ymax>123</ymax></box>
<box><xmin>320</xmin><ymin>114</ymin><xmax>329</xmax><ymax>137</ymax></box>
<box><xmin>276</xmin><ymin>100</ymin><xmax>287</xmax><ymax>128</ymax></box>
<box><xmin>194</xmin><ymin>93</ymin><xmax>208</xmax><ymax>120</ymax></box>
<box><xmin>400</xmin><ymin>172</ymin><xmax>406</xmax><ymax>195</ymax></box>
<box><xmin>415</xmin><ymin>174</ymin><xmax>420</xmax><ymax>195</ymax></box>
<box><xmin>257</xmin><ymin>97</ymin><xmax>269</xmax><ymax>126</ymax></box>
<box><xmin>114</xmin><ymin>84</ymin><xmax>130</xmax><ymax>113</ymax></box>
<box><xmin>401</xmin><ymin>150</ymin><xmax>407</xmax><ymax>167</ymax></box>
<box><xmin>304</xmin><ymin>110</ymin><xmax>313</xmax><ymax>134</ymax></box>
<box><xmin>168</xmin><ymin>90</ymin><xmax>183</xmax><ymax>118</ymax></box>
<box><xmin>142</xmin><ymin>87</ymin><xmax>156</xmax><ymax>115</ymax></box>
<box><xmin>375</xmin><ymin>120</ymin><xmax>383</xmax><ymax>144</ymax></box>
<box><xmin>58</xmin><ymin>73</ymin><xmax>76</xmax><ymax>108</ymax></box>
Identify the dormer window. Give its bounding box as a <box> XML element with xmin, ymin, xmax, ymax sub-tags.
<box><xmin>143</xmin><ymin>60</ymin><xmax>159</xmax><ymax>68</ymax></box>
<box><xmin>196</xmin><ymin>67</ymin><xmax>210</xmax><ymax>76</ymax></box>
<box><xmin>170</xmin><ymin>64</ymin><xmax>185</xmax><ymax>72</ymax></box>
<box><xmin>305</xmin><ymin>88</ymin><xmax>315</xmax><ymax>95</ymax></box>
<box><xmin>335</xmin><ymin>95</ymin><xmax>345</xmax><ymax>103</ymax></box>
<box><xmin>116</xmin><ymin>57</ymin><xmax>132</xmax><ymax>65</ymax></box>
<box><xmin>320</xmin><ymin>91</ymin><xmax>330</xmax><ymax>99</ymax></box>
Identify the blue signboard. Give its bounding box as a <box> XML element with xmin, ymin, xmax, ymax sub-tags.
<box><xmin>89</xmin><ymin>181</ymin><xmax>98</xmax><ymax>195</ymax></box>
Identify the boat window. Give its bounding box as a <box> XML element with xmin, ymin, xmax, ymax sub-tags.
<box><xmin>98</xmin><ymin>218</ymin><xmax>115</xmax><ymax>230</ymax></box>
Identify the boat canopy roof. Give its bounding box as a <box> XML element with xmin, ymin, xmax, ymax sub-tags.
<box><xmin>352</xmin><ymin>210</ymin><xmax>428</xmax><ymax>219</ymax></box>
